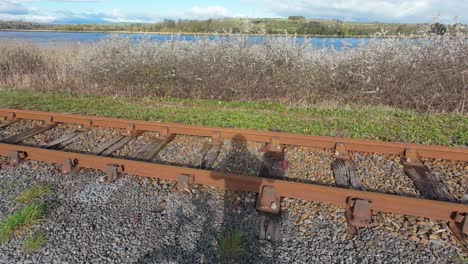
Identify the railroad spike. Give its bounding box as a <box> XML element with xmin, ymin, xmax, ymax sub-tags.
<box><xmin>6</xmin><ymin>112</ymin><xmax>15</xmax><ymax>121</ymax></box>
<box><xmin>256</xmin><ymin>185</ymin><xmax>281</xmax><ymax>214</ymax></box>
<box><xmin>158</xmin><ymin>126</ymin><xmax>169</xmax><ymax>138</ymax></box>
<box><xmin>210</xmin><ymin>131</ymin><xmax>223</xmax><ymax>146</ymax></box>
<box><xmin>401</xmin><ymin>148</ymin><xmax>423</xmax><ymax>166</ymax></box>
<box><xmin>61</xmin><ymin>158</ymin><xmax>79</xmax><ymax>174</ymax></box>
<box><xmin>9</xmin><ymin>151</ymin><xmax>27</xmax><ymax>166</ymax></box>
<box><xmin>174</xmin><ymin>174</ymin><xmax>194</xmax><ymax>194</ymax></box>
<box><xmin>334</xmin><ymin>142</ymin><xmax>351</xmax><ymax>160</ymax></box>
<box><xmin>126</xmin><ymin>123</ymin><xmax>136</xmax><ymax>135</ymax></box>
<box><xmin>344</xmin><ymin>198</ymin><xmax>374</xmax><ymax>236</ymax></box>
<box><xmin>268</xmin><ymin>137</ymin><xmax>282</xmax><ymax>152</ymax></box>
<box><xmin>82</xmin><ymin>119</ymin><xmax>92</xmax><ymax>129</ymax></box>
<box><xmin>106</xmin><ymin>164</ymin><xmax>124</xmax><ymax>183</ymax></box>
<box><xmin>43</xmin><ymin>116</ymin><xmax>53</xmax><ymax>125</ymax></box>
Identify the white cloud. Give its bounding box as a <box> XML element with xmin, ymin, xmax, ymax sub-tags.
<box><xmin>49</xmin><ymin>0</ymin><xmax>108</xmax><ymax>3</ymax></box>
<box><xmin>2</xmin><ymin>0</ymin><xmax>464</xmax><ymax>24</ymax></box>
<box><xmin>0</xmin><ymin>14</ymin><xmax>56</xmax><ymax>23</ymax></box>
<box><xmin>0</xmin><ymin>3</ymin><xmax>232</xmax><ymax>24</ymax></box>
<box><xmin>183</xmin><ymin>6</ymin><xmax>229</xmax><ymax>19</ymax></box>
<box><xmin>51</xmin><ymin>9</ymin><xmax>159</xmax><ymax>23</ymax></box>
<box><xmin>262</xmin><ymin>0</ymin><xmax>468</xmax><ymax>23</ymax></box>
<box><xmin>0</xmin><ymin>0</ymin><xmax>57</xmax><ymax>22</ymax></box>
<box><xmin>0</xmin><ymin>0</ymin><xmax>33</xmax><ymax>15</ymax></box>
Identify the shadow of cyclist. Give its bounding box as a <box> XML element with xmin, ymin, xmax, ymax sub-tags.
<box><xmin>136</xmin><ymin>134</ymin><xmax>283</xmax><ymax>263</ymax></box>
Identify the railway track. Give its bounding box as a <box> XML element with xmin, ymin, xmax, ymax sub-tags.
<box><xmin>0</xmin><ymin>108</ymin><xmax>466</xmax><ymax>249</ymax></box>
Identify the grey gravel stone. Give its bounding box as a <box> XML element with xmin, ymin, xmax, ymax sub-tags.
<box><xmin>0</xmin><ymin>160</ymin><xmax>465</xmax><ymax>263</ymax></box>
<box><xmin>0</xmin><ymin>125</ymin><xmax>466</xmax><ymax>263</ymax></box>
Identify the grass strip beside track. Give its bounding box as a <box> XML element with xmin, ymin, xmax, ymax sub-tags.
<box><xmin>0</xmin><ymin>88</ymin><xmax>466</xmax><ymax>146</ymax></box>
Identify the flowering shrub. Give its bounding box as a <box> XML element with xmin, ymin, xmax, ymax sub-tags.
<box><xmin>0</xmin><ymin>31</ymin><xmax>466</xmax><ymax>113</ymax></box>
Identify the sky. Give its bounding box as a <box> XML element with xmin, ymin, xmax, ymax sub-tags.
<box><xmin>0</xmin><ymin>0</ymin><xmax>466</xmax><ymax>24</ymax></box>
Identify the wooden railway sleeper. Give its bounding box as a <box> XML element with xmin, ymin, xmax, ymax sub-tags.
<box><xmin>332</xmin><ymin>143</ymin><xmax>363</xmax><ymax>189</ymax></box>
<box><xmin>402</xmin><ymin>148</ymin><xmax>454</xmax><ymax>202</ymax></box>
<box><xmin>256</xmin><ymin>186</ymin><xmax>282</xmax><ymax>242</ymax></box>
<box><xmin>345</xmin><ymin>198</ymin><xmax>374</xmax><ymax>236</ymax></box>
<box><xmin>449</xmin><ymin>212</ymin><xmax>468</xmax><ymax>243</ymax></box>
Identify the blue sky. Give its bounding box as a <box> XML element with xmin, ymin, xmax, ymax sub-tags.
<box><xmin>0</xmin><ymin>0</ymin><xmax>466</xmax><ymax>24</ymax></box>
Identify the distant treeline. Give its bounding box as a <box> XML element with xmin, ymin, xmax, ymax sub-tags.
<box><xmin>0</xmin><ymin>21</ymin><xmax>44</xmax><ymax>30</ymax></box>
<box><xmin>0</xmin><ymin>18</ymin><xmax>465</xmax><ymax>36</ymax></box>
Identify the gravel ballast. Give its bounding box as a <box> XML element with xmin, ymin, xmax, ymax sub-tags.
<box><xmin>0</xmin><ymin>124</ymin><xmax>467</xmax><ymax>263</ymax></box>
<box><xmin>0</xmin><ymin>160</ymin><xmax>466</xmax><ymax>263</ymax></box>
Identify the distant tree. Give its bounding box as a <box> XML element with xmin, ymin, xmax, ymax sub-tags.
<box><xmin>429</xmin><ymin>22</ymin><xmax>447</xmax><ymax>35</ymax></box>
<box><xmin>338</xmin><ymin>27</ymin><xmax>349</xmax><ymax>37</ymax></box>
<box><xmin>288</xmin><ymin>16</ymin><xmax>305</xmax><ymax>21</ymax></box>
<box><xmin>164</xmin><ymin>19</ymin><xmax>176</xmax><ymax>28</ymax></box>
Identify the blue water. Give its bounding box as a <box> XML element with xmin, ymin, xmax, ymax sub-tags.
<box><xmin>0</xmin><ymin>31</ymin><xmax>370</xmax><ymax>49</ymax></box>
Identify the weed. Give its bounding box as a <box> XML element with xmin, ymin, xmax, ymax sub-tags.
<box><xmin>218</xmin><ymin>229</ymin><xmax>245</xmax><ymax>260</ymax></box>
<box><xmin>22</xmin><ymin>232</ymin><xmax>47</xmax><ymax>253</ymax></box>
<box><xmin>0</xmin><ymin>203</ymin><xmax>47</xmax><ymax>244</ymax></box>
<box><xmin>15</xmin><ymin>184</ymin><xmax>52</xmax><ymax>204</ymax></box>
<box><xmin>453</xmin><ymin>255</ymin><xmax>468</xmax><ymax>264</ymax></box>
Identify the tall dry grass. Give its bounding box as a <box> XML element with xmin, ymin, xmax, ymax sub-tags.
<box><xmin>0</xmin><ymin>32</ymin><xmax>467</xmax><ymax>113</ymax></box>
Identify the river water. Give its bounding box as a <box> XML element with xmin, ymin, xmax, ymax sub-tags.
<box><xmin>0</xmin><ymin>31</ymin><xmax>371</xmax><ymax>49</ymax></box>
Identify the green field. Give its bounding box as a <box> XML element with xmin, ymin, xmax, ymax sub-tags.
<box><xmin>0</xmin><ymin>89</ymin><xmax>466</xmax><ymax>146</ymax></box>
<box><xmin>0</xmin><ymin>17</ymin><xmax>429</xmax><ymax>37</ymax></box>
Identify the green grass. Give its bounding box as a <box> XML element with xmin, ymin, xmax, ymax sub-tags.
<box><xmin>0</xmin><ymin>88</ymin><xmax>466</xmax><ymax>146</ymax></box>
<box><xmin>453</xmin><ymin>255</ymin><xmax>468</xmax><ymax>264</ymax></box>
<box><xmin>218</xmin><ymin>229</ymin><xmax>245</xmax><ymax>260</ymax></box>
<box><xmin>22</xmin><ymin>232</ymin><xmax>47</xmax><ymax>253</ymax></box>
<box><xmin>15</xmin><ymin>184</ymin><xmax>52</xmax><ymax>204</ymax></box>
<box><xmin>0</xmin><ymin>203</ymin><xmax>47</xmax><ymax>244</ymax></box>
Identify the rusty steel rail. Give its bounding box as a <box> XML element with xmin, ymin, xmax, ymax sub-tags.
<box><xmin>0</xmin><ymin>143</ymin><xmax>466</xmax><ymax>222</ymax></box>
<box><xmin>0</xmin><ymin>108</ymin><xmax>467</xmax><ymax>243</ymax></box>
<box><xmin>0</xmin><ymin>108</ymin><xmax>467</xmax><ymax>161</ymax></box>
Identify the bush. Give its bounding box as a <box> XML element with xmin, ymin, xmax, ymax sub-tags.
<box><xmin>0</xmin><ymin>31</ymin><xmax>466</xmax><ymax>113</ymax></box>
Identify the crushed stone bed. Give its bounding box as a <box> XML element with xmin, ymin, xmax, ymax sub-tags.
<box><xmin>0</xmin><ymin>161</ymin><xmax>466</xmax><ymax>263</ymax></box>
<box><xmin>352</xmin><ymin>152</ymin><xmax>422</xmax><ymax>198</ymax></box>
<box><xmin>0</xmin><ymin>123</ymin><xmax>467</xmax><ymax>262</ymax></box>
<box><xmin>0</xmin><ymin>120</ymin><xmax>43</xmax><ymax>140</ymax></box>
<box><xmin>154</xmin><ymin>135</ymin><xmax>206</xmax><ymax>167</ymax></box>
<box><xmin>420</xmin><ymin>158</ymin><xmax>467</xmax><ymax>203</ymax></box>
<box><xmin>62</xmin><ymin>127</ymin><xmax>125</xmax><ymax>153</ymax></box>
<box><xmin>21</xmin><ymin>124</ymin><xmax>81</xmax><ymax>146</ymax></box>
